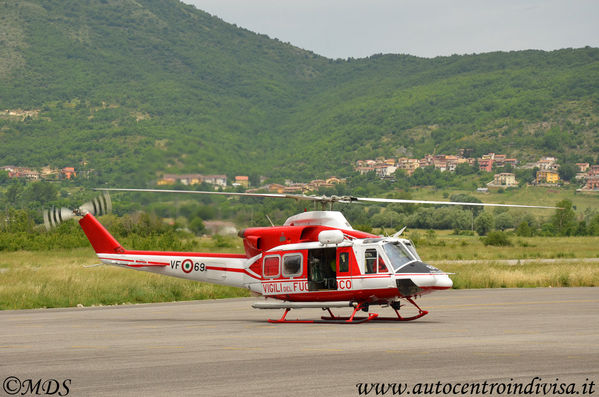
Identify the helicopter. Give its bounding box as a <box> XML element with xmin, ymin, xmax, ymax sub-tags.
<box><xmin>44</xmin><ymin>188</ymin><xmax>559</xmax><ymax>324</ymax></box>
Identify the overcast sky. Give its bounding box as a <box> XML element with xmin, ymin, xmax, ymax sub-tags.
<box><xmin>183</xmin><ymin>0</ymin><xmax>599</xmax><ymax>59</ymax></box>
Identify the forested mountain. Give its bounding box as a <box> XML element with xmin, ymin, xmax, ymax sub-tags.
<box><xmin>1</xmin><ymin>0</ymin><xmax>598</xmax><ymax>184</ymax></box>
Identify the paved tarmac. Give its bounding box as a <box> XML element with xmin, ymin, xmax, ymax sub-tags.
<box><xmin>1</xmin><ymin>288</ymin><xmax>598</xmax><ymax>396</ymax></box>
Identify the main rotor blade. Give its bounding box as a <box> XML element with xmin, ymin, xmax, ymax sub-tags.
<box><xmin>93</xmin><ymin>188</ymin><xmax>319</xmax><ymax>202</ymax></box>
<box><xmin>352</xmin><ymin>197</ymin><xmax>561</xmax><ymax>210</ymax></box>
<box><xmin>94</xmin><ymin>188</ymin><xmax>560</xmax><ymax>209</ymax></box>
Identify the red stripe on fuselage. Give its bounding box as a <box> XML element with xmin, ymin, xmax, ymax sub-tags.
<box><xmin>122</xmin><ymin>250</ymin><xmax>246</xmax><ymax>259</ymax></box>
<box><xmin>267</xmin><ymin>285</ymin><xmax>449</xmax><ymax>302</ymax></box>
<box><xmin>204</xmin><ymin>266</ymin><xmax>262</xmax><ymax>280</ymax></box>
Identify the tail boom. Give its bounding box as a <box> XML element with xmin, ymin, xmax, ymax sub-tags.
<box><xmin>78</xmin><ymin>213</ymin><xmax>257</xmax><ymax>288</ymax></box>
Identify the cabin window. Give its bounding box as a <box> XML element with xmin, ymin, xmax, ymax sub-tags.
<box><xmin>365</xmin><ymin>249</ymin><xmax>377</xmax><ymax>274</ymax></box>
<box><xmin>282</xmin><ymin>253</ymin><xmax>303</xmax><ymax>278</ymax></box>
<box><xmin>263</xmin><ymin>255</ymin><xmax>280</xmax><ymax>278</ymax></box>
<box><xmin>339</xmin><ymin>252</ymin><xmax>349</xmax><ymax>273</ymax></box>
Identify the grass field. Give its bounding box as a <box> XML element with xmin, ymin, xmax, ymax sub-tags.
<box><xmin>0</xmin><ymin>248</ymin><xmax>250</xmax><ymax>310</ymax></box>
<box><xmin>0</xmin><ymin>234</ymin><xmax>597</xmax><ymax>310</ymax></box>
<box><xmin>412</xmin><ymin>232</ymin><xmax>599</xmax><ymax>261</ymax></box>
<box><xmin>412</xmin><ymin>184</ymin><xmax>599</xmax><ymax>216</ymax></box>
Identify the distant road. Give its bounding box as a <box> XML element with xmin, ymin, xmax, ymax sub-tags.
<box><xmin>433</xmin><ymin>257</ymin><xmax>599</xmax><ymax>265</ymax></box>
<box><xmin>1</xmin><ymin>288</ymin><xmax>598</xmax><ymax>396</ymax></box>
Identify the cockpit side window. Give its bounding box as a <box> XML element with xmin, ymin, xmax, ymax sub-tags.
<box><xmin>364</xmin><ymin>248</ymin><xmax>389</xmax><ymax>274</ymax></box>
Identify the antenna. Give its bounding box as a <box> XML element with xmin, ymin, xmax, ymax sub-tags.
<box><xmin>392</xmin><ymin>226</ymin><xmax>407</xmax><ymax>238</ymax></box>
<box><xmin>265</xmin><ymin>214</ymin><xmax>275</xmax><ymax>227</ymax></box>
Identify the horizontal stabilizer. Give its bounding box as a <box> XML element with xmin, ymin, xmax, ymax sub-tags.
<box><xmin>99</xmin><ymin>257</ymin><xmax>168</xmax><ymax>267</ymax></box>
<box><xmin>126</xmin><ymin>263</ymin><xmax>168</xmax><ymax>268</ymax></box>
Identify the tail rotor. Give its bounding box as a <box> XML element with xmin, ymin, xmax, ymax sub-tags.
<box><xmin>79</xmin><ymin>192</ymin><xmax>112</xmax><ymax>218</ymax></box>
<box><xmin>43</xmin><ymin>192</ymin><xmax>112</xmax><ymax>231</ymax></box>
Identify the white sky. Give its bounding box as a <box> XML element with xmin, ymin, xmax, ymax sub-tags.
<box><xmin>183</xmin><ymin>0</ymin><xmax>599</xmax><ymax>59</ymax></box>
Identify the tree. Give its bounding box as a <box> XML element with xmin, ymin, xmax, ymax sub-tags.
<box><xmin>450</xmin><ymin>194</ymin><xmax>483</xmax><ymax>217</ymax></box>
<box><xmin>6</xmin><ymin>184</ymin><xmax>22</xmax><ymax>206</ymax></box>
<box><xmin>189</xmin><ymin>217</ymin><xmax>206</xmax><ymax>235</ymax></box>
<box><xmin>588</xmin><ymin>214</ymin><xmax>599</xmax><ymax>236</ymax></box>
<box><xmin>371</xmin><ymin>210</ymin><xmax>404</xmax><ymax>230</ymax></box>
<box><xmin>454</xmin><ymin>162</ymin><xmax>476</xmax><ymax>176</ymax></box>
<box><xmin>551</xmin><ymin>199</ymin><xmax>577</xmax><ymax>236</ymax></box>
<box><xmin>494</xmin><ymin>212</ymin><xmax>513</xmax><ymax>231</ymax></box>
<box><xmin>0</xmin><ymin>170</ymin><xmax>9</xmax><ymax>185</ymax></box>
<box><xmin>558</xmin><ymin>163</ymin><xmax>577</xmax><ymax>182</ymax></box>
<box><xmin>474</xmin><ymin>211</ymin><xmax>494</xmax><ymax>236</ymax></box>
<box><xmin>22</xmin><ymin>182</ymin><xmax>58</xmax><ymax>207</ymax></box>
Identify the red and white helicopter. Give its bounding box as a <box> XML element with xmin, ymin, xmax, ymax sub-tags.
<box><xmin>44</xmin><ymin>189</ymin><xmax>558</xmax><ymax>324</ymax></box>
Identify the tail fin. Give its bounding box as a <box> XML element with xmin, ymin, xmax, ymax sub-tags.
<box><xmin>79</xmin><ymin>213</ymin><xmax>125</xmax><ymax>254</ymax></box>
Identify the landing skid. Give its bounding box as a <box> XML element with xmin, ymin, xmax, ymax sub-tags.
<box><xmin>268</xmin><ymin>302</ymin><xmax>378</xmax><ymax>324</ymax></box>
<box><xmin>267</xmin><ymin>298</ymin><xmax>427</xmax><ymax>324</ymax></box>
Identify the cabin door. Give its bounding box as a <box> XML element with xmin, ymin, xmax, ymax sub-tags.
<box><xmin>307</xmin><ymin>247</ymin><xmax>337</xmax><ymax>291</ymax></box>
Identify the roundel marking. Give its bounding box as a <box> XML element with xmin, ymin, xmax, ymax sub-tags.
<box><xmin>182</xmin><ymin>259</ymin><xmax>194</xmax><ymax>273</ymax></box>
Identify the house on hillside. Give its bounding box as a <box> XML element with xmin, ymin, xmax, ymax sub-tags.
<box><xmin>536</xmin><ymin>170</ymin><xmax>560</xmax><ymax>184</ymax></box>
<box><xmin>157</xmin><ymin>173</ymin><xmax>227</xmax><ymax>187</ymax></box>
<box><xmin>234</xmin><ymin>175</ymin><xmax>249</xmax><ymax>187</ymax></box>
<box><xmin>355</xmin><ymin>166</ymin><xmax>374</xmax><ymax>175</ymax></box>
<box><xmin>536</xmin><ymin>157</ymin><xmax>559</xmax><ymax>171</ymax></box>
<box><xmin>478</xmin><ymin>158</ymin><xmax>494</xmax><ymax>172</ymax></box>
<box><xmin>325</xmin><ymin>177</ymin><xmax>346</xmax><ymax>184</ymax></box>
<box><xmin>584</xmin><ymin>176</ymin><xmax>599</xmax><ymax>191</ymax></box>
<box><xmin>41</xmin><ymin>166</ymin><xmax>59</xmax><ymax>180</ymax></box>
<box><xmin>576</xmin><ymin>163</ymin><xmax>590</xmax><ymax>173</ymax></box>
<box><xmin>488</xmin><ymin>173</ymin><xmax>518</xmax><ymax>187</ymax></box>
<box><xmin>157</xmin><ymin>174</ymin><xmax>178</xmax><ymax>185</ymax></box>
<box><xmin>204</xmin><ymin>175</ymin><xmax>227</xmax><ymax>187</ymax></box>
<box><xmin>267</xmin><ymin>184</ymin><xmax>286</xmax><ymax>194</ymax></box>
<box><xmin>60</xmin><ymin>167</ymin><xmax>76</xmax><ymax>180</ymax></box>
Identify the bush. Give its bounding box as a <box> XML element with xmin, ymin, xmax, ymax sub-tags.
<box><xmin>515</xmin><ymin>221</ymin><xmax>533</xmax><ymax>237</ymax></box>
<box><xmin>482</xmin><ymin>231</ymin><xmax>513</xmax><ymax>246</ymax></box>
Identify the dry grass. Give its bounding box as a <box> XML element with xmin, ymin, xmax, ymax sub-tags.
<box><xmin>414</xmin><ymin>234</ymin><xmax>599</xmax><ymax>261</ymax></box>
<box><xmin>1</xmin><ymin>234</ymin><xmax>597</xmax><ymax>309</ymax></box>
<box><xmin>442</xmin><ymin>262</ymin><xmax>599</xmax><ymax>289</ymax></box>
<box><xmin>0</xmin><ymin>248</ymin><xmax>249</xmax><ymax>310</ymax></box>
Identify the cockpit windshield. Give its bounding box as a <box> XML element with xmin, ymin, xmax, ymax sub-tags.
<box><xmin>382</xmin><ymin>242</ymin><xmax>416</xmax><ymax>272</ymax></box>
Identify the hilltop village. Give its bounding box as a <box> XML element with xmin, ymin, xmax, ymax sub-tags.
<box><xmin>2</xmin><ymin>151</ymin><xmax>598</xmax><ymax>193</ymax></box>
<box><xmin>354</xmin><ymin>152</ymin><xmax>599</xmax><ymax>192</ymax></box>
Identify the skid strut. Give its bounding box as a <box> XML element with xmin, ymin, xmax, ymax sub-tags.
<box><xmin>320</xmin><ymin>297</ymin><xmax>428</xmax><ymax>322</ymax></box>
<box><xmin>375</xmin><ymin>297</ymin><xmax>429</xmax><ymax>321</ymax></box>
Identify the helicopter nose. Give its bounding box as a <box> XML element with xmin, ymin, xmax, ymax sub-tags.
<box><xmin>395</xmin><ymin>261</ymin><xmax>453</xmax><ymax>294</ymax></box>
<box><xmin>432</xmin><ymin>274</ymin><xmax>453</xmax><ymax>288</ymax></box>
<box><xmin>396</xmin><ymin>273</ymin><xmax>453</xmax><ymax>297</ymax></box>
<box><xmin>407</xmin><ymin>273</ymin><xmax>453</xmax><ymax>289</ymax></box>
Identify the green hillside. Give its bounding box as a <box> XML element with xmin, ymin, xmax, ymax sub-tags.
<box><xmin>1</xmin><ymin>0</ymin><xmax>598</xmax><ymax>183</ymax></box>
